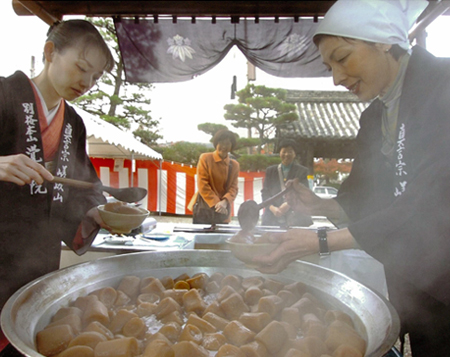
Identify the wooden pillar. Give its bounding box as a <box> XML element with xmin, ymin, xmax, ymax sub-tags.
<box><xmin>305</xmin><ymin>143</ymin><xmax>315</xmax><ymax>175</ymax></box>
<box><xmin>415</xmin><ymin>29</ymin><xmax>427</xmax><ymax>49</ymax></box>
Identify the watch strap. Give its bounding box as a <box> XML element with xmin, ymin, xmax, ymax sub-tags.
<box><xmin>317</xmin><ymin>227</ymin><xmax>330</xmax><ymax>256</ymax></box>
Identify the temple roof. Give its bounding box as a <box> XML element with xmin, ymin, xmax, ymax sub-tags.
<box><xmin>281</xmin><ymin>90</ymin><xmax>371</xmax><ymax>159</ymax></box>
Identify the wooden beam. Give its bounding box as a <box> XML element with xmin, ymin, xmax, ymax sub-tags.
<box><xmin>409</xmin><ymin>0</ymin><xmax>450</xmax><ymax>43</ymax></box>
<box><xmin>14</xmin><ymin>0</ymin><xmax>61</xmax><ymax>25</ymax></box>
<box><xmin>12</xmin><ymin>1</ymin><xmax>334</xmax><ymax>19</ymax></box>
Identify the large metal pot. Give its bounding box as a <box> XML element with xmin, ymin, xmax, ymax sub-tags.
<box><xmin>1</xmin><ymin>250</ymin><xmax>400</xmax><ymax>357</ymax></box>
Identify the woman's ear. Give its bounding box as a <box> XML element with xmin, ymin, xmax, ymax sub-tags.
<box><xmin>43</xmin><ymin>41</ymin><xmax>55</xmax><ymax>63</ymax></box>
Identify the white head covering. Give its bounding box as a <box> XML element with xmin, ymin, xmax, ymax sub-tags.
<box><xmin>313</xmin><ymin>0</ymin><xmax>428</xmax><ymax>50</ymax></box>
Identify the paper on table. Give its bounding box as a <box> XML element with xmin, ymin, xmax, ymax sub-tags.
<box><xmin>137</xmin><ymin>234</ymin><xmax>194</xmax><ymax>249</ymax></box>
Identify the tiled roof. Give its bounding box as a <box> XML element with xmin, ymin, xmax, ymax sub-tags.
<box><xmin>285</xmin><ymin>90</ymin><xmax>370</xmax><ymax>140</ymax></box>
<box><xmin>278</xmin><ymin>90</ymin><xmax>372</xmax><ymax>159</ymax></box>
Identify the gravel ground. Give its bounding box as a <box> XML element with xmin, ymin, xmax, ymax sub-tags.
<box><xmin>153</xmin><ymin>214</ymin><xmax>412</xmax><ymax>356</ymax></box>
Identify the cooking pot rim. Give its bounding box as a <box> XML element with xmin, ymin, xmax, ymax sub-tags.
<box><xmin>1</xmin><ymin>250</ymin><xmax>400</xmax><ymax>357</ymax></box>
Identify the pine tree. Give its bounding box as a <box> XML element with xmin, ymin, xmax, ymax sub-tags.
<box><xmin>74</xmin><ymin>18</ymin><xmax>162</xmax><ymax>145</ymax></box>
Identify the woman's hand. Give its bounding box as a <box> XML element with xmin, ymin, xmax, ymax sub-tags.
<box><xmin>82</xmin><ymin>207</ymin><xmax>113</xmax><ymax>236</ymax></box>
<box><xmin>270</xmin><ymin>202</ymin><xmax>291</xmax><ymax>217</ymax></box>
<box><xmin>215</xmin><ymin>199</ymin><xmax>228</xmax><ymax>215</ymax></box>
<box><xmin>252</xmin><ymin>228</ymin><xmax>319</xmax><ymax>274</ymax></box>
<box><xmin>253</xmin><ymin>227</ymin><xmax>357</xmax><ymax>274</ymax></box>
<box><xmin>0</xmin><ymin>154</ymin><xmax>53</xmax><ymax>185</ymax></box>
<box><xmin>269</xmin><ymin>205</ymin><xmax>283</xmax><ymax>217</ymax></box>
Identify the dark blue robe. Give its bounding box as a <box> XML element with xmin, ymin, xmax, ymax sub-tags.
<box><xmin>336</xmin><ymin>47</ymin><xmax>450</xmax><ymax>354</ymax></box>
<box><xmin>0</xmin><ymin>71</ymin><xmax>105</xmax><ymax>310</ymax></box>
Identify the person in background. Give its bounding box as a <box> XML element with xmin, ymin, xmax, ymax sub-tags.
<box><xmin>192</xmin><ymin>129</ymin><xmax>240</xmax><ymax>224</ymax></box>
<box><xmin>0</xmin><ymin>19</ymin><xmax>115</xmax><ymax>354</ymax></box>
<box><xmin>253</xmin><ymin>0</ymin><xmax>450</xmax><ymax>355</ymax></box>
<box><xmin>261</xmin><ymin>139</ymin><xmax>312</xmax><ymax>228</ymax></box>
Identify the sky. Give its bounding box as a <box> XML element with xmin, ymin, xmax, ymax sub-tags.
<box><xmin>1</xmin><ymin>1</ymin><xmax>450</xmax><ymax>143</ymax></box>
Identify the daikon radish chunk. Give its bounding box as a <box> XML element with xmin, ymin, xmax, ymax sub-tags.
<box><xmin>55</xmin><ymin>345</ymin><xmax>95</xmax><ymax>357</ymax></box>
<box><xmin>142</xmin><ymin>339</ymin><xmax>174</xmax><ymax>357</ymax></box>
<box><xmin>240</xmin><ymin>341</ymin><xmax>269</xmax><ymax>357</ymax></box>
<box><xmin>325</xmin><ymin>320</ymin><xmax>366</xmax><ymax>355</ymax></box>
<box><xmin>91</xmin><ymin>287</ymin><xmax>118</xmax><ymax>308</ymax></box>
<box><xmin>179</xmin><ymin>324</ymin><xmax>203</xmax><ymax>345</ymax></box>
<box><xmin>123</xmin><ymin>317</ymin><xmax>146</xmax><ymax>339</ymax></box>
<box><xmin>244</xmin><ymin>286</ymin><xmax>263</xmax><ymax>306</ymax></box>
<box><xmin>216</xmin><ymin>343</ymin><xmax>246</xmax><ymax>357</ymax></box>
<box><xmin>238</xmin><ymin>312</ymin><xmax>271</xmax><ymax>333</ymax></box>
<box><xmin>185</xmin><ymin>313</ymin><xmax>217</xmax><ymax>334</ymax></box>
<box><xmin>46</xmin><ymin>314</ymin><xmax>82</xmax><ymax>335</ymax></box>
<box><xmin>257</xmin><ymin>295</ymin><xmax>285</xmax><ymax>318</ymax></box>
<box><xmin>141</xmin><ymin>278</ymin><xmax>165</xmax><ymax>297</ymax></box>
<box><xmin>254</xmin><ymin>321</ymin><xmax>288</xmax><ymax>355</ymax></box>
<box><xmin>83</xmin><ymin>299</ymin><xmax>110</xmax><ymax>326</ymax></box>
<box><xmin>84</xmin><ymin>321</ymin><xmax>114</xmax><ymax>340</ymax></box>
<box><xmin>93</xmin><ymin>337</ymin><xmax>139</xmax><ymax>357</ymax></box>
<box><xmin>222</xmin><ymin>320</ymin><xmax>255</xmax><ymax>347</ymax></box>
<box><xmin>36</xmin><ymin>324</ymin><xmax>75</xmax><ymax>356</ymax></box>
<box><xmin>158</xmin><ymin>322</ymin><xmax>182</xmax><ymax>343</ymax></box>
<box><xmin>201</xmin><ymin>333</ymin><xmax>227</xmax><ymax>351</ymax></box>
<box><xmin>154</xmin><ymin>297</ymin><xmax>182</xmax><ymax>319</ymax></box>
<box><xmin>52</xmin><ymin>307</ymin><xmax>83</xmax><ymax>322</ymax></box>
<box><xmin>68</xmin><ymin>331</ymin><xmax>107</xmax><ymax>349</ymax></box>
<box><xmin>172</xmin><ymin>341</ymin><xmax>209</xmax><ymax>357</ymax></box>
<box><xmin>108</xmin><ymin>309</ymin><xmax>138</xmax><ymax>334</ymax></box>
<box><xmin>220</xmin><ymin>293</ymin><xmax>249</xmax><ymax>320</ymax></box>
<box><xmin>182</xmin><ymin>289</ymin><xmax>207</xmax><ymax>315</ymax></box>
<box><xmin>202</xmin><ymin>312</ymin><xmax>229</xmax><ymax>331</ymax></box>
<box><xmin>117</xmin><ymin>276</ymin><xmax>141</xmax><ymax>300</ymax></box>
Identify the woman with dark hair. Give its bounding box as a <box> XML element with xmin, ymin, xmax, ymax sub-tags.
<box><xmin>261</xmin><ymin>139</ymin><xmax>312</xmax><ymax>228</ymax></box>
<box><xmin>254</xmin><ymin>0</ymin><xmax>450</xmax><ymax>355</ymax></box>
<box><xmin>192</xmin><ymin>129</ymin><xmax>239</xmax><ymax>224</ymax></box>
<box><xmin>0</xmin><ymin>20</ymin><xmax>115</xmax><ymax>349</ymax></box>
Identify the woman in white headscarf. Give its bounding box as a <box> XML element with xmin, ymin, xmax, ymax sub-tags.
<box><xmin>253</xmin><ymin>1</ymin><xmax>450</xmax><ymax>355</ymax></box>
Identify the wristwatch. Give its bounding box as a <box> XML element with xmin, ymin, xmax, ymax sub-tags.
<box><xmin>317</xmin><ymin>227</ymin><xmax>330</xmax><ymax>256</ymax></box>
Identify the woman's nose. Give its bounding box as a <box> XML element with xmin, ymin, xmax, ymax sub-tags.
<box><xmin>332</xmin><ymin>66</ymin><xmax>346</xmax><ymax>86</ymax></box>
<box><xmin>81</xmin><ymin>74</ymin><xmax>96</xmax><ymax>90</ymax></box>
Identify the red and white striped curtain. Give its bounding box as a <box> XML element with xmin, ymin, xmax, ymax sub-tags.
<box><xmin>90</xmin><ymin>158</ymin><xmax>266</xmax><ymax>216</ymax></box>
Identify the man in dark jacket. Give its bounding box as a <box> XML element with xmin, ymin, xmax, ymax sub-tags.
<box><xmin>261</xmin><ymin>139</ymin><xmax>312</xmax><ymax>228</ymax></box>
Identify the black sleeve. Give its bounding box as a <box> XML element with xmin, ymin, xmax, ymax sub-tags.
<box><xmin>261</xmin><ymin>166</ymin><xmax>279</xmax><ymax>202</ymax></box>
<box><xmin>292</xmin><ymin>164</ymin><xmax>310</xmax><ymax>188</ymax></box>
<box><xmin>342</xmin><ymin>64</ymin><xmax>450</xmax><ymax>305</ymax></box>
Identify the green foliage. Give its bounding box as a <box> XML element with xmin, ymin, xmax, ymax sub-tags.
<box><xmin>223</xmin><ymin>84</ymin><xmax>299</xmax><ymax>154</ymax></box>
<box><xmin>197</xmin><ymin>123</ymin><xmax>228</xmax><ymax>139</ymax></box>
<box><xmin>101</xmin><ymin>114</ymin><xmax>130</xmax><ymax>128</ymax></box>
<box><xmin>197</xmin><ymin>122</ymin><xmax>260</xmax><ymax>154</ymax></box>
<box><xmin>74</xmin><ymin>17</ymin><xmax>162</xmax><ymax>145</ymax></box>
<box><xmin>133</xmin><ymin>127</ymin><xmax>163</xmax><ymax>147</ymax></box>
<box><xmin>237</xmin><ymin>154</ymin><xmax>281</xmax><ymax>171</ymax></box>
<box><xmin>152</xmin><ymin>142</ymin><xmax>213</xmax><ymax>166</ymax></box>
<box><xmin>235</xmin><ymin>137</ymin><xmax>261</xmax><ymax>152</ymax></box>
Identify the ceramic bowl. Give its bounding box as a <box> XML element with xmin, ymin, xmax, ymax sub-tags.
<box><xmin>226</xmin><ymin>238</ymin><xmax>278</xmax><ymax>268</ymax></box>
<box><xmin>98</xmin><ymin>204</ymin><xmax>149</xmax><ymax>234</ymax></box>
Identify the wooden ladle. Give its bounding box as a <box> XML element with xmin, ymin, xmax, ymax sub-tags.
<box><xmin>237</xmin><ymin>186</ymin><xmax>293</xmax><ymax>232</ymax></box>
<box><xmin>51</xmin><ymin>177</ymin><xmax>148</xmax><ymax>203</ymax></box>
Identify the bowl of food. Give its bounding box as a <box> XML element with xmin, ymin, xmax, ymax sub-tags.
<box><xmin>98</xmin><ymin>202</ymin><xmax>149</xmax><ymax>234</ymax></box>
<box><xmin>1</xmin><ymin>250</ymin><xmax>400</xmax><ymax>357</ymax></box>
<box><xmin>226</xmin><ymin>231</ymin><xmax>278</xmax><ymax>267</ymax></box>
